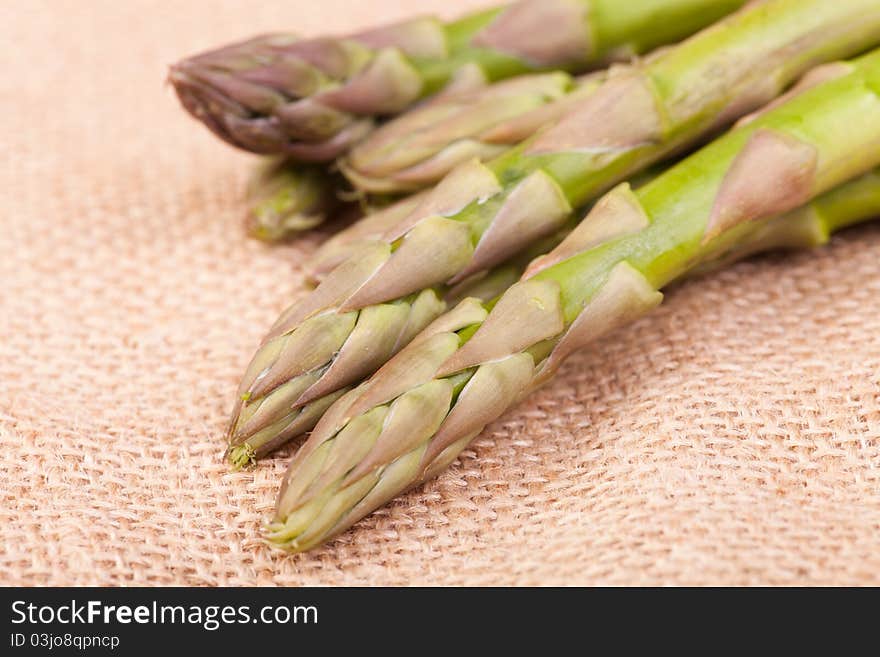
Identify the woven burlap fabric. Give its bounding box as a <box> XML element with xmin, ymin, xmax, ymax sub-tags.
<box><xmin>2</xmin><ymin>0</ymin><xmax>879</xmax><ymax>587</ymax></box>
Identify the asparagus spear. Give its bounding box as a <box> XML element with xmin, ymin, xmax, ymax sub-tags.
<box><xmin>308</xmin><ymin>136</ymin><xmax>664</xmax><ymax>283</ymax></box>
<box><xmin>227</xmin><ymin>0</ymin><xmax>880</xmax><ymax>463</ymax></box>
<box><xmin>244</xmin><ymin>159</ymin><xmax>347</xmax><ymax>242</ymax></box>
<box><xmin>269</xmin><ymin>49</ymin><xmax>880</xmax><ymax>551</ymax></box>
<box><xmin>341</xmin><ymin>71</ymin><xmax>601</xmax><ymax>193</ymax></box>
<box><xmin>169</xmin><ymin>0</ymin><xmax>746</xmax><ymax>160</ymax></box>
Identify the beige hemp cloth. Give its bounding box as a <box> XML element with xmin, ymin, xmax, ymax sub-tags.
<box><xmin>2</xmin><ymin>0</ymin><xmax>879</xmax><ymax>586</ymax></box>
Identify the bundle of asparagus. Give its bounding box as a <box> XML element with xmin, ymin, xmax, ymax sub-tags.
<box><xmin>269</xmin><ymin>48</ymin><xmax>880</xmax><ymax>552</ymax></box>
<box><xmin>225</xmin><ymin>0</ymin><xmax>880</xmax><ymax>467</ymax></box>
<box><xmin>168</xmin><ymin>0</ymin><xmax>880</xmax><ymax>554</ymax></box>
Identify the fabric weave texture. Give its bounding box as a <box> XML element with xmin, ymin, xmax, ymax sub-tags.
<box><xmin>1</xmin><ymin>0</ymin><xmax>879</xmax><ymax>586</ymax></box>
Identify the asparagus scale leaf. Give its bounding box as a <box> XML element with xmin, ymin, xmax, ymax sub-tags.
<box><xmin>228</xmin><ymin>0</ymin><xmax>880</xmax><ymax>463</ymax></box>
<box><xmin>169</xmin><ymin>0</ymin><xmax>747</xmax><ymax>160</ymax></box>
<box><xmin>269</xmin><ymin>48</ymin><xmax>880</xmax><ymax>552</ymax></box>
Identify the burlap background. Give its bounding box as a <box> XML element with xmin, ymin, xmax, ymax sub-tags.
<box><xmin>2</xmin><ymin>0</ymin><xmax>879</xmax><ymax>586</ymax></box>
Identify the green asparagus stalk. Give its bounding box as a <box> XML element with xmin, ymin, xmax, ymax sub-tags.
<box><xmin>268</xmin><ymin>49</ymin><xmax>880</xmax><ymax>551</ymax></box>
<box><xmin>341</xmin><ymin>71</ymin><xmax>601</xmax><ymax>193</ymax></box>
<box><xmin>169</xmin><ymin>0</ymin><xmax>746</xmax><ymax>160</ymax></box>
<box><xmin>227</xmin><ymin>0</ymin><xmax>880</xmax><ymax>464</ymax></box>
<box><xmin>244</xmin><ymin>160</ymin><xmax>346</xmax><ymax>241</ymax></box>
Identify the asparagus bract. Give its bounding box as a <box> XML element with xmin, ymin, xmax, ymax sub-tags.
<box><xmin>269</xmin><ymin>49</ymin><xmax>880</xmax><ymax>551</ymax></box>
<box><xmin>228</xmin><ymin>0</ymin><xmax>880</xmax><ymax>463</ymax></box>
<box><xmin>304</xmin><ymin>192</ymin><xmax>428</xmax><ymax>282</ymax></box>
<box><xmin>169</xmin><ymin>0</ymin><xmax>746</xmax><ymax>160</ymax></box>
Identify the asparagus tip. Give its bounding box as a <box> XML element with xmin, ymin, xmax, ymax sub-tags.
<box><xmin>265</xmin><ymin>523</ymin><xmax>303</xmax><ymax>552</ymax></box>
<box><xmin>227</xmin><ymin>443</ymin><xmax>256</xmax><ymax>470</ymax></box>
